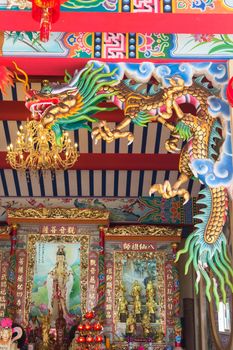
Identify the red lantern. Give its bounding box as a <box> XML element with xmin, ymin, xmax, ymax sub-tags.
<box><xmin>85</xmin><ymin>311</ymin><xmax>95</xmax><ymax>319</ymax></box>
<box><xmin>95</xmin><ymin>335</ymin><xmax>103</xmax><ymax>343</ymax></box>
<box><xmin>227</xmin><ymin>76</ymin><xmax>233</xmax><ymax>107</ymax></box>
<box><xmin>93</xmin><ymin>322</ymin><xmax>102</xmax><ymax>331</ymax></box>
<box><xmin>29</xmin><ymin>0</ymin><xmax>66</xmax><ymax>42</ymax></box>
<box><xmin>86</xmin><ymin>335</ymin><xmax>94</xmax><ymax>343</ymax></box>
<box><xmin>76</xmin><ymin>336</ymin><xmax>86</xmax><ymax>343</ymax></box>
<box><xmin>77</xmin><ymin>324</ymin><xmax>84</xmax><ymax>331</ymax></box>
<box><xmin>85</xmin><ymin>322</ymin><xmax>91</xmax><ymax>331</ymax></box>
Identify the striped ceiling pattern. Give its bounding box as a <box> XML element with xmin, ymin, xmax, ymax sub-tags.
<box><xmin>0</xmin><ymin>80</ymin><xmax>202</xmax><ymax>198</ymax></box>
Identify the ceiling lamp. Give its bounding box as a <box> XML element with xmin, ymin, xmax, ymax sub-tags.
<box><xmin>6</xmin><ymin>120</ymin><xmax>79</xmax><ymax>172</ymax></box>
<box><xmin>31</xmin><ymin>0</ymin><xmax>66</xmax><ymax>42</ymax></box>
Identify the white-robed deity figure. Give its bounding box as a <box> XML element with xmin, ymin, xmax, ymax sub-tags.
<box><xmin>47</xmin><ymin>245</ymin><xmax>74</xmax><ymax>322</ymax></box>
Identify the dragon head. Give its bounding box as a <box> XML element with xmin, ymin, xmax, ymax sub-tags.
<box><xmin>25</xmin><ymin>75</ymin><xmax>82</xmax><ymax>129</ymax></box>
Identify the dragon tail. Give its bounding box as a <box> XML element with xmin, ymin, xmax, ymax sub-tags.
<box><xmin>176</xmin><ymin>186</ymin><xmax>233</xmax><ymax>308</ymax></box>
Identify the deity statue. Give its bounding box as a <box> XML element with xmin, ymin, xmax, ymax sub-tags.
<box><xmin>0</xmin><ymin>327</ymin><xmax>13</xmax><ymax>347</ymax></box>
<box><xmin>141</xmin><ymin>313</ymin><xmax>152</xmax><ymax>338</ymax></box>
<box><xmin>146</xmin><ymin>298</ymin><xmax>156</xmax><ymax>323</ymax></box>
<box><xmin>146</xmin><ymin>298</ymin><xmax>155</xmax><ymax>314</ymax></box>
<box><xmin>133</xmin><ymin>295</ymin><xmax>141</xmax><ymax>322</ymax></box>
<box><xmin>0</xmin><ymin>318</ymin><xmax>22</xmax><ymax>350</ymax></box>
<box><xmin>155</xmin><ymin>325</ymin><xmax>165</xmax><ymax>344</ymax></box>
<box><xmin>47</xmin><ymin>245</ymin><xmax>73</xmax><ymax>322</ymax></box>
<box><xmin>118</xmin><ymin>295</ymin><xmax>128</xmax><ymax>322</ymax></box>
<box><xmin>146</xmin><ymin>281</ymin><xmax>155</xmax><ymax>300</ymax></box>
<box><xmin>55</xmin><ymin>308</ymin><xmax>66</xmax><ymax>350</ymax></box>
<box><xmin>41</xmin><ymin>314</ymin><xmax>50</xmax><ymax>350</ymax></box>
<box><xmin>131</xmin><ymin>280</ymin><xmax>141</xmax><ymax>300</ymax></box>
<box><xmin>125</xmin><ymin>314</ymin><xmax>136</xmax><ymax>336</ymax></box>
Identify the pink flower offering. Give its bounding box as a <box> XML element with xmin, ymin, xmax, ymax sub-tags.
<box><xmin>39</xmin><ymin>303</ymin><xmax>48</xmax><ymax>313</ymax></box>
<box><xmin>0</xmin><ymin>318</ymin><xmax>13</xmax><ymax>328</ymax></box>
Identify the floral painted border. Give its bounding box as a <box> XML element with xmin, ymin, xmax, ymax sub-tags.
<box><xmin>2</xmin><ymin>31</ymin><xmax>233</xmax><ymax>59</ymax></box>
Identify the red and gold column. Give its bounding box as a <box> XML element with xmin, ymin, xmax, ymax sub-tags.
<box><xmin>6</xmin><ymin>224</ymin><xmax>18</xmax><ymax>318</ymax></box>
<box><xmin>95</xmin><ymin>226</ymin><xmax>106</xmax><ymax>321</ymax></box>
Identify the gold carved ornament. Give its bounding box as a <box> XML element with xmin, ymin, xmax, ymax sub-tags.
<box><xmin>106</xmin><ymin>225</ymin><xmax>181</xmax><ymax>238</ymax></box>
<box><xmin>7</xmin><ymin>207</ymin><xmax>109</xmax><ymax>224</ymax></box>
<box><xmin>114</xmin><ymin>251</ymin><xmax>166</xmax><ymax>330</ymax></box>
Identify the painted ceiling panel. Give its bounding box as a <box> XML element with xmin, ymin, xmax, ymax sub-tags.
<box><xmin>0</xmin><ymin>168</ymin><xmax>202</xmax><ymax>198</ymax></box>
<box><xmin>2</xmin><ymin>32</ymin><xmax>233</xmax><ymax>66</ymax></box>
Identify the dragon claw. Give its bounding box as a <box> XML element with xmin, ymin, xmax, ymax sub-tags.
<box><xmin>165</xmin><ymin>139</ymin><xmax>181</xmax><ymax>153</ymax></box>
<box><xmin>149</xmin><ymin>181</ymin><xmax>190</xmax><ymax>203</ymax></box>
<box><xmin>149</xmin><ymin>184</ymin><xmax>161</xmax><ymax>197</ymax></box>
<box><xmin>178</xmin><ymin>189</ymin><xmax>190</xmax><ymax>205</ymax></box>
<box><xmin>127</xmin><ymin>133</ymin><xmax>134</xmax><ymax>146</ymax></box>
<box><xmin>183</xmin><ymin>195</ymin><xmax>190</xmax><ymax>205</ymax></box>
<box><xmin>91</xmin><ymin>120</ymin><xmax>134</xmax><ymax>145</ymax></box>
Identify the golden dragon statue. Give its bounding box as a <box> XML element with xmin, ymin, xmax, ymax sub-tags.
<box><xmin>91</xmin><ymin>72</ymin><xmax>232</xmax><ymax>307</ymax></box>
<box><xmin>1</xmin><ymin>63</ymin><xmax>232</xmax><ymax>307</ymax></box>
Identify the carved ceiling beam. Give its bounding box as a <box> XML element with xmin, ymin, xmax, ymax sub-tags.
<box><xmin>0</xmin><ymin>152</ymin><xmax>180</xmax><ymax>170</ymax></box>
<box><xmin>105</xmin><ymin>225</ymin><xmax>182</xmax><ymax>242</ymax></box>
<box><xmin>7</xmin><ymin>207</ymin><xmax>110</xmax><ymax>225</ymax></box>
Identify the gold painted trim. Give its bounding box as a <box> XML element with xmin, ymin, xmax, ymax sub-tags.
<box><xmin>7</xmin><ymin>207</ymin><xmax>109</xmax><ymax>225</ymax></box>
<box><xmin>25</xmin><ymin>234</ymin><xmax>89</xmax><ymax>324</ymax></box>
<box><xmin>114</xmin><ymin>251</ymin><xmax>166</xmax><ymax>328</ymax></box>
<box><xmin>106</xmin><ymin>225</ymin><xmax>181</xmax><ymax>238</ymax></box>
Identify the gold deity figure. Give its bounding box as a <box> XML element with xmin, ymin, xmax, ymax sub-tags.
<box><xmin>146</xmin><ymin>297</ymin><xmax>156</xmax><ymax>322</ymax></box>
<box><xmin>146</xmin><ymin>298</ymin><xmax>155</xmax><ymax>314</ymax></box>
<box><xmin>126</xmin><ymin>313</ymin><xmax>136</xmax><ymax>335</ymax></box>
<box><xmin>146</xmin><ymin>280</ymin><xmax>155</xmax><ymax>300</ymax></box>
<box><xmin>134</xmin><ymin>295</ymin><xmax>141</xmax><ymax>315</ymax></box>
<box><xmin>133</xmin><ymin>294</ymin><xmax>142</xmax><ymax>322</ymax></box>
<box><xmin>118</xmin><ymin>295</ymin><xmax>128</xmax><ymax>322</ymax></box>
<box><xmin>155</xmin><ymin>324</ymin><xmax>165</xmax><ymax>343</ymax></box>
<box><xmin>118</xmin><ymin>282</ymin><xmax>128</xmax><ymax>322</ymax></box>
<box><xmin>141</xmin><ymin>313</ymin><xmax>152</xmax><ymax>338</ymax></box>
<box><xmin>119</xmin><ymin>296</ymin><xmax>128</xmax><ymax>314</ymax></box>
<box><xmin>131</xmin><ymin>280</ymin><xmax>141</xmax><ymax>299</ymax></box>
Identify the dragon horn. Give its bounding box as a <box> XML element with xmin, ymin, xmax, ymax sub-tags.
<box><xmin>12</xmin><ymin>61</ymin><xmax>29</xmax><ymax>92</ymax></box>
